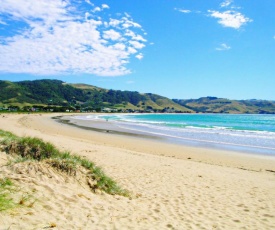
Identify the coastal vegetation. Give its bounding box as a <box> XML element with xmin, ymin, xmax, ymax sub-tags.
<box><xmin>0</xmin><ymin>129</ymin><xmax>129</xmax><ymax>207</ymax></box>
<box><xmin>1</xmin><ymin>79</ymin><xmax>275</xmax><ymax>114</ymax></box>
<box><xmin>0</xmin><ymin>178</ymin><xmax>15</xmax><ymax>211</ymax></box>
<box><xmin>0</xmin><ymin>79</ymin><xmax>191</xmax><ymax>113</ymax></box>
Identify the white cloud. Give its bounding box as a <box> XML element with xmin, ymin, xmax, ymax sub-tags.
<box><xmin>0</xmin><ymin>0</ymin><xmax>146</xmax><ymax>76</ymax></box>
<box><xmin>103</xmin><ymin>29</ymin><xmax>121</xmax><ymax>41</ymax></box>
<box><xmin>122</xmin><ymin>16</ymin><xmax>142</xmax><ymax>29</ymax></box>
<box><xmin>216</xmin><ymin>43</ymin><xmax>231</xmax><ymax>51</ymax></box>
<box><xmin>93</xmin><ymin>7</ymin><xmax>101</xmax><ymax>12</ymax></box>
<box><xmin>128</xmin><ymin>47</ymin><xmax>138</xmax><ymax>54</ymax></box>
<box><xmin>133</xmin><ymin>34</ymin><xmax>147</xmax><ymax>42</ymax></box>
<box><xmin>126</xmin><ymin>80</ymin><xmax>135</xmax><ymax>84</ymax></box>
<box><xmin>180</xmin><ymin>10</ymin><xmax>191</xmax><ymax>14</ymax></box>
<box><xmin>175</xmin><ymin>8</ymin><xmax>191</xmax><ymax>14</ymax></box>
<box><xmin>208</xmin><ymin>10</ymin><xmax>252</xmax><ymax>29</ymax></box>
<box><xmin>102</xmin><ymin>4</ymin><xmax>109</xmax><ymax>9</ymax></box>
<box><xmin>220</xmin><ymin>0</ymin><xmax>233</xmax><ymax>8</ymax></box>
<box><xmin>125</xmin><ymin>30</ymin><xmax>147</xmax><ymax>42</ymax></box>
<box><xmin>0</xmin><ymin>0</ymin><xmax>71</xmax><ymax>25</ymax></box>
<box><xmin>85</xmin><ymin>0</ymin><xmax>94</xmax><ymax>6</ymax></box>
<box><xmin>112</xmin><ymin>43</ymin><xmax>126</xmax><ymax>51</ymax></box>
<box><xmin>129</xmin><ymin>41</ymin><xmax>145</xmax><ymax>49</ymax></box>
<box><xmin>135</xmin><ymin>53</ymin><xmax>144</xmax><ymax>60</ymax></box>
<box><xmin>109</xmin><ymin>19</ymin><xmax>121</xmax><ymax>27</ymax></box>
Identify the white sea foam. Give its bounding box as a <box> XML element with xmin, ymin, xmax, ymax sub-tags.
<box><xmin>115</xmin><ymin>123</ymin><xmax>275</xmax><ymax>152</ymax></box>
<box><xmin>71</xmin><ymin>114</ymin><xmax>275</xmax><ymax>154</ymax></box>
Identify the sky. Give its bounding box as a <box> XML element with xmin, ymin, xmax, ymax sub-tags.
<box><xmin>0</xmin><ymin>0</ymin><xmax>274</xmax><ymax>100</ymax></box>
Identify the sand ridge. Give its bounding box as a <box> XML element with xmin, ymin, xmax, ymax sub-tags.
<box><xmin>0</xmin><ymin>113</ymin><xmax>275</xmax><ymax>229</ymax></box>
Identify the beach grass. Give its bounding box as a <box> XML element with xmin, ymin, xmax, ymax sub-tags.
<box><xmin>0</xmin><ymin>130</ymin><xmax>129</xmax><ymax>197</ymax></box>
<box><xmin>0</xmin><ymin>129</ymin><xmax>17</xmax><ymax>139</ymax></box>
<box><xmin>0</xmin><ymin>178</ymin><xmax>15</xmax><ymax>211</ymax></box>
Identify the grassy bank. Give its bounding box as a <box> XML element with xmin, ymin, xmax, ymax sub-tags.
<box><xmin>0</xmin><ymin>130</ymin><xmax>129</xmax><ymax>208</ymax></box>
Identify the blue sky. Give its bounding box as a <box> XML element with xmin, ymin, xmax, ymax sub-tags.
<box><xmin>0</xmin><ymin>0</ymin><xmax>274</xmax><ymax>100</ymax></box>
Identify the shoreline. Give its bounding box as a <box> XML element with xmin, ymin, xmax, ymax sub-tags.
<box><xmin>60</xmin><ymin>114</ymin><xmax>275</xmax><ymax>171</ymax></box>
<box><xmin>66</xmin><ymin>114</ymin><xmax>275</xmax><ymax>157</ymax></box>
<box><xmin>1</xmin><ymin>112</ymin><xmax>275</xmax><ymax>171</ymax></box>
<box><xmin>1</xmin><ymin>113</ymin><xmax>275</xmax><ymax>229</ymax></box>
<box><xmin>55</xmin><ymin>115</ymin><xmax>163</xmax><ymax>139</ymax></box>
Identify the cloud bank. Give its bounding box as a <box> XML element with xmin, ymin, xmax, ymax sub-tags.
<box><xmin>0</xmin><ymin>0</ymin><xmax>147</xmax><ymax>76</ymax></box>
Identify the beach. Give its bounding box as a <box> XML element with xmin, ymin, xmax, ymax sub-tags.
<box><xmin>0</xmin><ymin>113</ymin><xmax>275</xmax><ymax>229</ymax></box>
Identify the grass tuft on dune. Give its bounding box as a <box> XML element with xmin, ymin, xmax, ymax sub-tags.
<box><xmin>0</xmin><ymin>178</ymin><xmax>15</xmax><ymax>211</ymax></box>
<box><xmin>0</xmin><ymin>130</ymin><xmax>129</xmax><ymax>198</ymax></box>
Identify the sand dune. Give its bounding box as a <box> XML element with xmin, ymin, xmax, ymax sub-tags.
<box><xmin>0</xmin><ymin>114</ymin><xmax>275</xmax><ymax>229</ymax></box>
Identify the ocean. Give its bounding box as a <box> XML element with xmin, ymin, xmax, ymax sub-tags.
<box><xmin>73</xmin><ymin>114</ymin><xmax>275</xmax><ymax>156</ymax></box>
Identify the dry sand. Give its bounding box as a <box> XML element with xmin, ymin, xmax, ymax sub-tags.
<box><xmin>0</xmin><ymin>113</ymin><xmax>275</xmax><ymax>230</ymax></box>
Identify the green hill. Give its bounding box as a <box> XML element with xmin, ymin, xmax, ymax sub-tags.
<box><xmin>0</xmin><ymin>79</ymin><xmax>191</xmax><ymax>112</ymax></box>
<box><xmin>173</xmin><ymin>97</ymin><xmax>275</xmax><ymax>114</ymax></box>
<box><xmin>1</xmin><ymin>80</ymin><xmax>274</xmax><ymax>114</ymax></box>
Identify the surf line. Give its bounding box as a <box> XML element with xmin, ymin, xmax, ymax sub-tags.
<box><xmin>116</xmin><ymin>125</ymin><xmax>275</xmax><ymax>151</ymax></box>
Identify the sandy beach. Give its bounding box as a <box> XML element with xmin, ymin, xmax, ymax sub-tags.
<box><xmin>0</xmin><ymin>113</ymin><xmax>275</xmax><ymax>229</ymax></box>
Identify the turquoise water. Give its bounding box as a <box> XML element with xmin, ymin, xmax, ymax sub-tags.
<box><xmin>101</xmin><ymin>114</ymin><xmax>275</xmax><ymax>132</ymax></box>
<box><xmin>74</xmin><ymin>114</ymin><xmax>275</xmax><ymax>155</ymax></box>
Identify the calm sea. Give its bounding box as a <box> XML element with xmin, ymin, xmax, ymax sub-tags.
<box><xmin>73</xmin><ymin>114</ymin><xmax>275</xmax><ymax>155</ymax></box>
